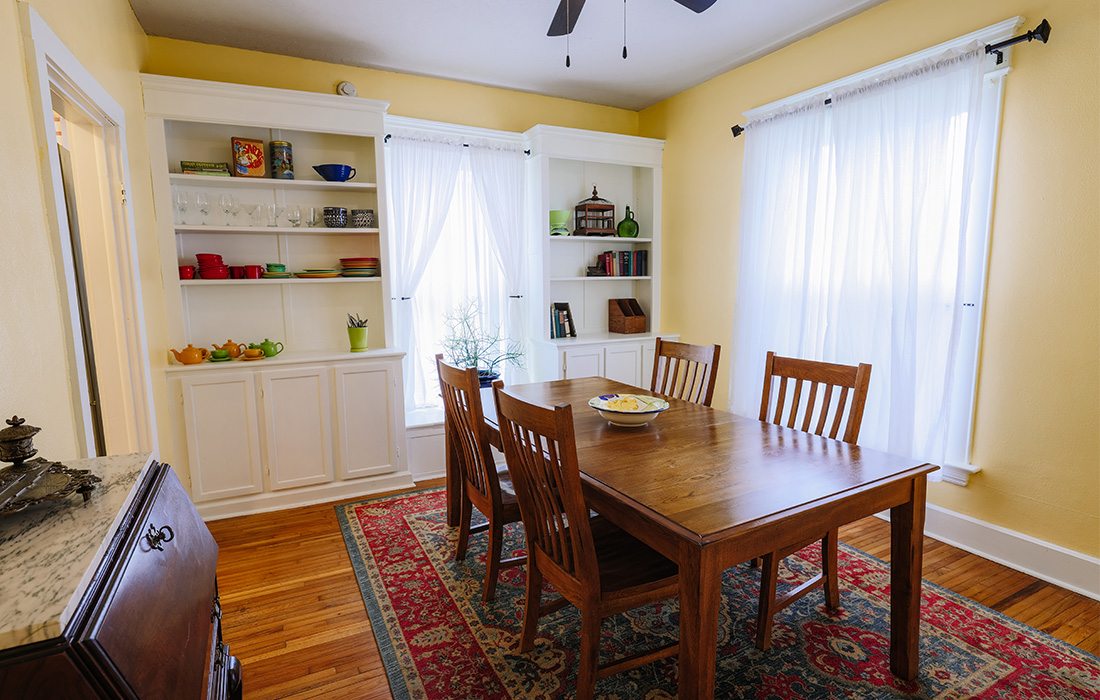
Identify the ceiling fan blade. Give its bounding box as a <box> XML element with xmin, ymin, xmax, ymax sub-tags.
<box><xmin>671</xmin><ymin>0</ymin><xmax>718</xmax><ymax>12</ymax></box>
<box><xmin>547</xmin><ymin>0</ymin><xmax>586</xmax><ymax>36</ymax></box>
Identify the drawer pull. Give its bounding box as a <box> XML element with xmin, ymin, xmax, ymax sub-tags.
<box><xmin>145</xmin><ymin>524</ymin><xmax>175</xmax><ymax>551</ymax></box>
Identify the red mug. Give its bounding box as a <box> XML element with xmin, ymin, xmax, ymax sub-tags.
<box><xmin>244</xmin><ymin>265</ymin><xmax>263</xmax><ymax>279</ymax></box>
<box><xmin>178</xmin><ymin>265</ymin><xmax>196</xmax><ymax>280</ymax></box>
<box><xmin>230</xmin><ymin>265</ymin><xmax>246</xmax><ymax>279</ymax></box>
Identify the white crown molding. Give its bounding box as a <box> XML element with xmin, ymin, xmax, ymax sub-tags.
<box><xmin>384</xmin><ymin>114</ymin><xmax>525</xmax><ymax>146</ymax></box>
<box><xmin>744</xmin><ymin>16</ymin><xmax>1025</xmax><ymax>120</ymax></box>
<box><xmin>524</xmin><ymin>124</ymin><xmax>664</xmax><ymax>167</ymax></box>
<box><xmin>877</xmin><ymin>504</ymin><xmax>1100</xmax><ymax>601</ymax></box>
<box><xmin>141</xmin><ymin>73</ymin><xmax>390</xmax><ymax>113</ymax></box>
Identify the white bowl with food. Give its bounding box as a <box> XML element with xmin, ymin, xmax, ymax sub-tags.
<box><xmin>587</xmin><ymin>393</ymin><xmax>670</xmax><ymax>427</ymax></box>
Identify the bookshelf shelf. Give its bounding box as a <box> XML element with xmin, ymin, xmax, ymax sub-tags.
<box><xmin>169</xmin><ymin>173</ymin><xmax>377</xmax><ymax>192</ymax></box>
<box><xmin>550</xmin><ymin>276</ymin><xmax>652</xmax><ymax>282</ymax></box>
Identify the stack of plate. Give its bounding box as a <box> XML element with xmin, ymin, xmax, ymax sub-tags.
<box><xmin>262</xmin><ymin>271</ymin><xmax>293</xmax><ymax>279</ymax></box>
<box><xmin>294</xmin><ymin>268</ymin><xmax>340</xmax><ymax>279</ymax></box>
<box><xmin>340</xmin><ymin>257</ymin><xmax>380</xmax><ymax>277</ymax></box>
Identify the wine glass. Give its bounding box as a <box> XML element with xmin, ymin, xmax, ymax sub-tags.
<box><xmin>265</xmin><ymin>203</ymin><xmax>284</xmax><ymax>227</ymax></box>
<box><xmin>286</xmin><ymin>205</ymin><xmax>302</xmax><ymax>228</ymax></box>
<box><xmin>228</xmin><ymin>196</ymin><xmax>241</xmax><ymax>224</ymax></box>
<box><xmin>219</xmin><ymin>194</ymin><xmax>235</xmax><ymax>226</ymax></box>
<box><xmin>195</xmin><ymin>192</ymin><xmax>210</xmax><ymax>225</ymax></box>
<box><xmin>174</xmin><ymin>191</ymin><xmax>191</xmax><ymax>225</ymax></box>
<box><xmin>243</xmin><ymin>203</ymin><xmax>260</xmax><ymax>227</ymax></box>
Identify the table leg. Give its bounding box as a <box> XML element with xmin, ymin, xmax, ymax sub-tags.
<box><xmin>889</xmin><ymin>475</ymin><xmax>927</xmax><ymax>681</ymax></box>
<box><xmin>678</xmin><ymin>543</ymin><xmax>721</xmax><ymax>700</ymax></box>
<box><xmin>444</xmin><ymin>417</ymin><xmax>461</xmax><ymax>527</ymax></box>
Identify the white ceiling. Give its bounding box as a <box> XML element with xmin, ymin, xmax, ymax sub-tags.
<box><xmin>129</xmin><ymin>0</ymin><xmax>883</xmax><ymax>110</ymax></box>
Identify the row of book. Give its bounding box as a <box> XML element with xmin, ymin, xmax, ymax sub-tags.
<box><xmin>590</xmin><ymin>249</ymin><xmax>649</xmax><ymax>277</ymax></box>
<box><xmin>549</xmin><ymin>302</ymin><xmax>577</xmax><ymax>339</ymax></box>
<box><xmin>180</xmin><ymin>160</ymin><xmax>231</xmax><ymax>177</ymax></box>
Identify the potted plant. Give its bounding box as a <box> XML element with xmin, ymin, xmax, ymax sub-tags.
<box><xmin>347</xmin><ymin>313</ymin><xmax>369</xmax><ymax>352</ymax></box>
<box><xmin>441</xmin><ymin>300</ymin><xmax>524</xmax><ymax>386</ymax></box>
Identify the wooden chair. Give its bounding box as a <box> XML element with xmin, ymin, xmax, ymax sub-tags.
<box><xmin>752</xmin><ymin>350</ymin><xmax>872</xmax><ymax>649</ymax></box>
<box><xmin>649</xmin><ymin>337</ymin><xmax>722</xmax><ymax>407</ymax></box>
<box><xmin>492</xmin><ymin>381</ymin><xmax>679</xmax><ymax>700</ymax></box>
<box><xmin>436</xmin><ymin>355</ymin><xmax>525</xmax><ymax>602</ymax></box>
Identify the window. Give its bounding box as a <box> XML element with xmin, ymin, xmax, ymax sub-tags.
<box><xmin>730</xmin><ymin>36</ymin><xmax>1010</xmax><ymax>480</ymax></box>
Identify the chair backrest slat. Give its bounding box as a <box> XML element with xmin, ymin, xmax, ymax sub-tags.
<box><xmin>650</xmin><ymin>338</ymin><xmax>721</xmax><ymax>407</ymax></box>
<box><xmin>492</xmin><ymin>382</ymin><xmax>598</xmax><ymax>587</ymax></box>
<box><xmin>436</xmin><ymin>355</ymin><xmax>500</xmax><ymax>506</ymax></box>
<box><xmin>759</xmin><ymin>351</ymin><xmax>871</xmax><ymax>446</ymax></box>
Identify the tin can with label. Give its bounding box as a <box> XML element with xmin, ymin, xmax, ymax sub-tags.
<box><xmin>270</xmin><ymin>141</ymin><xmax>294</xmax><ymax>179</ymax></box>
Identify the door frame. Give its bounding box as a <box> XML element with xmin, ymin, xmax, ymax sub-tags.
<box><xmin>21</xmin><ymin>7</ymin><xmax>157</xmax><ymax>455</ymax></box>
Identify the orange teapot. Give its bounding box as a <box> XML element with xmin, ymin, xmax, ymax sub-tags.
<box><xmin>212</xmin><ymin>339</ymin><xmax>244</xmax><ymax>358</ymax></box>
<box><xmin>170</xmin><ymin>344</ymin><xmax>209</xmax><ymax>365</ymax></box>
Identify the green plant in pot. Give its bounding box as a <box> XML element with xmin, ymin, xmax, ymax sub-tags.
<box><xmin>441</xmin><ymin>300</ymin><xmax>524</xmax><ymax>386</ymax></box>
<box><xmin>347</xmin><ymin>313</ymin><xmax>369</xmax><ymax>352</ymax></box>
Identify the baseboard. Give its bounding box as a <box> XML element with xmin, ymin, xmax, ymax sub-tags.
<box><xmin>413</xmin><ymin>469</ymin><xmax>447</xmax><ymax>483</ymax></box>
<box><xmin>196</xmin><ymin>471</ymin><xmax>417</xmax><ymax>521</ymax></box>
<box><xmin>875</xmin><ymin>504</ymin><xmax>1100</xmax><ymax>600</ymax></box>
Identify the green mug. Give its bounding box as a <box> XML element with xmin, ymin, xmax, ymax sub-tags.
<box><xmin>266</xmin><ymin>263</ymin><xmax>286</xmax><ymax>272</ymax></box>
<box><xmin>211</xmin><ymin>348</ymin><xmax>230</xmax><ymax>360</ymax></box>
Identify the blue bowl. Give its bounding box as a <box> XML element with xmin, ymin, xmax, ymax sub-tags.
<box><xmin>312</xmin><ymin>163</ymin><xmax>357</xmax><ymax>182</ymax></box>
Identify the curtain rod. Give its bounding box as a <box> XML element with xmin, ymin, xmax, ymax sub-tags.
<box><xmin>730</xmin><ymin>18</ymin><xmax>1052</xmax><ymax>139</ymax></box>
<box><xmin>383</xmin><ymin>133</ymin><xmax>531</xmax><ymax>155</ymax></box>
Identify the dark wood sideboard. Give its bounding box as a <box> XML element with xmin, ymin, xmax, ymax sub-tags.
<box><xmin>0</xmin><ymin>460</ymin><xmax>241</xmax><ymax>699</ymax></box>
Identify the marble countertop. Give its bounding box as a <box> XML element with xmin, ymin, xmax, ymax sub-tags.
<box><xmin>0</xmin><ymin>452</ymin><xmax>153</xmax><ymax>651</ymax></box>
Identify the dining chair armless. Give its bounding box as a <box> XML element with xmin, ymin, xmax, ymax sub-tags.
<box><xmin>436</xmin><ymin>355</ymin><xmax>525</xmax><ymax>602</ymax></box>
<box><xmin>492</xmin><ymin>381</ymin><xmax>679</xmax><ymax>700</ymax></box>
<box><xmin>753</xmin><ymin>350</ymin><xmax>872</xmax><ymax>649</ymax></box>
<box><xmin>650</xmin><ymin>337</ymin><xmax>722</xmax><ymax>407</ymax></box>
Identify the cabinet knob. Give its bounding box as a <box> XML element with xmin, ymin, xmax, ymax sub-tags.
<box><xmin>145</xmin><ymin>523</ymin><xmax>175</xmax><ymax>551</ymax></box>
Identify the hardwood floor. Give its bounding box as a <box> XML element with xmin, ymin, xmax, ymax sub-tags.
<box><xmin>207</xmin><ymin>481</ymin><xmax>1099</xmax><ymax>699</ymax></box>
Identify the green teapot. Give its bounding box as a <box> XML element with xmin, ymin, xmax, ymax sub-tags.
<box><xmin>258</xmin><ymin>338</ymin><xmax>284</xmax><ymax>357</ymax></box>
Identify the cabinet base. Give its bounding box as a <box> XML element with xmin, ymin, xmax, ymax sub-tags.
<box><xmin>195</xmin><ymin>471</ymin><xmax>416</xmax><ymax>520</ymax></box>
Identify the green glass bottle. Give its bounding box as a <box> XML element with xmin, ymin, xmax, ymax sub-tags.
<box><xmin>616</xmin><ymin>206</ymin><xmax>639</xmax><ymax>238</ymax></box>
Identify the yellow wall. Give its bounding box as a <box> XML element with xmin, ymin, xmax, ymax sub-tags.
<box><xmin>143</xmin><ymin>37</ymin><xmax>639</xmax><ymax>136</ymax></box>
<box><xmin>639</xmin><ymin>0</ymin><xmax>1099</xmax><ymax>555</ymax></box>
<box><xmin>0</xmin><ymin>0</ymin><xmax>157</xmax><ymax>460</ymax></box>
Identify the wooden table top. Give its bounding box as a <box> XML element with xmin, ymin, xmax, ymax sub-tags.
<box><xmin>483</xmin><ymin>377</ymin><xmax>936</xmax><ymax>544</ymax></box>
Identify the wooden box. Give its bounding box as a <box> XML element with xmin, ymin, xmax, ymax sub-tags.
<box><xmin>609</xmin><ymin>298</ymin><xmax>647</xmax><ymax>334</ymax></box>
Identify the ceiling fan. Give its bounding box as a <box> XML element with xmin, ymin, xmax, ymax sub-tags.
<box><xmin>547</xmin><ymin>0</ymin><xmax>718</xmax><ymax>36</ymax></box>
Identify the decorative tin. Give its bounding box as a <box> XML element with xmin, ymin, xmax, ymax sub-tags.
<box><xmin>270</xmin><ymin>141</ymin><xmax>294</xmax><ymax>180</ymax></box>
<box><xmin>230</xmin><ymin>137</ymin><xmax>266</xmax><ymax>178</ymax></box>
<box><xmin>350</xmin><ymin>209</ymin><xmax>374</xmax><ymax>228</ymax></box>
<box><xmin>0</xmin><ymin>416</ymin><xmax>101</xmax><ymax>516</ymax></box>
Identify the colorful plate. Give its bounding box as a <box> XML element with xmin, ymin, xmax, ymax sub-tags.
<box><xmin>295</xmin><ymin>272</ymin><xmax>341</xmax><ymax>278</ymax></box>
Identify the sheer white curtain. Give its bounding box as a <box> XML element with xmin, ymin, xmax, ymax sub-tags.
<box><xmin>468</xmin><ymin>143</ymin><xmax>529</xmax><ymax>382</ymax></box>
<box><xmin>386</xmin><ymin>133</ymin><xmax>463</xmax><ymax>409</ymax></box>
<box><xmin>731</xmin><ymin>47</ymin><xmax>989</xmax><ymax>469</ymax></box>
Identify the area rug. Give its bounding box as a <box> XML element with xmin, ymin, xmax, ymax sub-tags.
<box><xmin>336</xmin><ymin>488</ymin><xmax>1099</xmax><ymax>699</ymax></box>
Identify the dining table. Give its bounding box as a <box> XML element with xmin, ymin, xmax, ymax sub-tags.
<box><xmin>444</xmin><ymin>376</ymin><xmax>938</xmax><ymax>699</ymax></box>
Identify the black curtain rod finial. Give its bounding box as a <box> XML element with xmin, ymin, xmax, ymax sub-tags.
<box><xmin>731</xmin><ymin>124</ymin><xmax>744</xmax><ymax>138</ymax></box>
<box><xmin>986</xmin><ymin>18</ymin><xmax>1052</xmax><ymax>65</ymax></box>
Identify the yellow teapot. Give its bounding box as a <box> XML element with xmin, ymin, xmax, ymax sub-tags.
<box><xmin>170</xmin><ymin>344</ymin><xmax>209</xmax><ymax>365</ymax></box>
<box><xmin>212</xmin><ymin>339</ymin><xmax>244</xmax><ymax>358</ymax></box>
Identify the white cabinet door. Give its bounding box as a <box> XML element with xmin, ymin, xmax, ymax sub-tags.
<box><xmin>562</xmin><ymin>347</ymin><xmax>604</xmax><ymax>379</ymax></box>
<box><xmin>180</xmin><ymin>372</ymin><xmax>263</xmax><ymax>502</ymax></box>
<box><xmin>333</xmin><ymin>361</ymin><xmax>402</xmax><ymax>479</ymax></box>
<box><xmin>259</xmin><ymin>367</ymin><xmax>333</xmax><ymax>490</ymax></box>
<box><xmin>604</xmin><ymin>343</ymin><xmax>643</xmax><ymax>386</ymax></box>
<box><xmin>642</xmin><ymin>343</ymin><xmax>658</xmax><ymax>391</ymax></box>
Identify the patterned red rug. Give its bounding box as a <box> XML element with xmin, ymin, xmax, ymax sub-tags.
<box><xmin>336</xmin><ymin>488</ymin><xmax>1099</xmax><ymax>699</ymax></box>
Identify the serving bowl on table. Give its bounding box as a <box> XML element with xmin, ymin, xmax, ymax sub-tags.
<box><xmin>587</xmin><ymin>393</ymin><xmax>670</xmax><ymax>427</ymax></box>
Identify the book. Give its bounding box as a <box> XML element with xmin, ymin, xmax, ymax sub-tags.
<box><xmin>550</xmin><ymin>302</ymin><xmax>576</xmax><ymax>338</ymax></box>
<box><xmin>180</xmin><ymin>160</ymin><xmax>231</xmax><ymax>173</ymax></box>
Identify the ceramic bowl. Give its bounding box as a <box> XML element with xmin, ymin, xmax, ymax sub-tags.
<box><xmin>587</xmin><ymin>394</ymin><xmax>670</xmax><ymax>428</ymax></box>
<box><xmin>323</xmin><ymin>207</ymin><xmax>348</xmax><ymax>228</ymax></box>
<box><xmin>350</xmin><ymin>209</ymin><xmax>374</xmax><ymax>228</ymax></box>
<box><xmin>199</xmin><ymin>266</ymin><xmax>230</xmax><ymax>279</ymax></box>
<box><xmin>313</xmin><ymin>164</ymin><xmax>356</xmax><ymax>182</ymax></box>
<box><xmin>196</xmin><ymin>253</ymin><xmax>224</xmax><ymax>264</ymax></box>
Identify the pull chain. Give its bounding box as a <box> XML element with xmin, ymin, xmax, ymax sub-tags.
<box><xmin>622</xmin><ymin>0</ymin><xmax>628</xmax><ymax>59</ymax></box>
<box><xmin>566</xmin><ymin>0</ymin><xmax>572</xmax><ymax>67</ymax></box>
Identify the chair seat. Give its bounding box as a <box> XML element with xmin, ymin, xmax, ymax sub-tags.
<box><xmin>590</xmin><ymin>517</ymin><xmax>678</xmax><ymax>594</ymax></box>
<box><xmin>495</xmin><ymin>466</ymin><xmax>521</xmax><ymax>519</ymax></box>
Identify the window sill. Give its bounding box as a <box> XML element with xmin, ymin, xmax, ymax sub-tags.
<box><xmin>406</xmin><ymin>407</ymin><xmax>444</xmax><ymax>429</ymax></box>
<box><xmin>940</xmin><ymin>463</ymin><xmax>981</xmax><ymax>486</ymax></box>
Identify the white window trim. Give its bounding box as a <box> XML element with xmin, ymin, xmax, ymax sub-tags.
<box><xmin>739</xmin><ymin>17</ymin><xmax>1024</xmax><ymax>487</ymax></box>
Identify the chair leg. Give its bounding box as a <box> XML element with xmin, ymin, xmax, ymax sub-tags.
<box><xmin>575</xmin><ymin>609</ymin><xmax>602</xmax><ymax>700</ymax></box>
<box><xmin>822</xmin><ymin>528</ymin><xmax>840</xmax><ymax>611</ymax></box>
<box><xmin>519</xmin><ymin>563</ymin><xmax>542</xmax><ymax>653</ymax></box>
<box><xmin>454</xmin><ymin>492</ymin><xmax>472</xmax><ymax>562</ymax></box>
<box><xmin>755</xmin><ymin>552</ymin><xmax>780</xmax><ymax>650</ymax></box>
<box><xmin>483</xmin><ymin>519</ymin><xmax>504</xmax><ymax>602</ymax></box>
<box><xmin>749</xmin><ymin>557</ymin><xmax>761</xmax><ymax>568</ymax></box>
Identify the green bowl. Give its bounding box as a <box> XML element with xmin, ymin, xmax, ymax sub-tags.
<box><xmin>266</xmin><ymin>263</ymin><xmax>286</xmax><ymax>272</ymax></box>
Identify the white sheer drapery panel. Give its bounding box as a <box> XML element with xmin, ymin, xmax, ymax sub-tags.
<box><xmin>468</xmin><ymin>144</ymin><xmax>529</xmax><ymax>383</ymax></box>
<box><xmin>408</xmin><ymin>166</ymin><xmax>508</xmax><ymax>410</ymax></box>
<box><xmin>386</xmin><ymin>134</ymin><xmax>463</xmax><ymax>410</ymax></box>
<box><xmin>730</xmin><ymin>48</ymin><xmax>988</xmax><ymax>472</ymax></box>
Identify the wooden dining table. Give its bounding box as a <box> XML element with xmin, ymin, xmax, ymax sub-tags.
<box><xmin>444</xmin><ymin>376</ymin><xmax>937</xmax><ymax>699</ymax></box>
